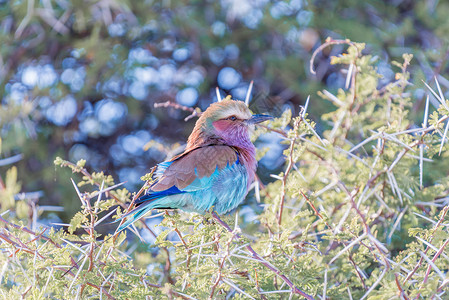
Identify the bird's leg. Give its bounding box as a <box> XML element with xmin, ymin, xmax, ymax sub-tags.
<box><xmin>210</xmin><ymin>211</ymin><xmax>233</xmax><ymax>232</ymax></box>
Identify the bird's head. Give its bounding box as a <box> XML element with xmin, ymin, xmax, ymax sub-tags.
<box><xmin>187</xmin><ymin>98</ymin><xmax>272</xmax><ymax>149</ymax></box>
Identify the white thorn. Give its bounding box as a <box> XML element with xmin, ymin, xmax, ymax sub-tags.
<box><xmin>255</xmin><ymin>180</ymin><xmax>260</xmax><ymax>203</ymax></box>
<box><xmin>419</xmin><ymin>143</ymin><xmax>424</xmax><ymax>189</ymax></box>
<box><xmin>302</xmin><ymin>117</ymin><xmax>326</xmax><ymax>146</ymax></box>
<box><xmin>323</xmin><ymin>89</ymin><xmax>344</xmax><ymax>106</ymax></box>
<box><xmin>345</xmin><ymin>63</ymin><xmax>354</xmax><ymax>89</ymax></box>
<box><xmin>349</xmin><ymin>132</ymin><xmax>382</xmax><ymax>153</ymax></box>
<box><xmin>419</xmin><ymin>250</ymin><xmax>446</xmax><ymax>280</ymax></box>
<box><xmin>424</xmin><ymin>80</ymin><xmax>449</xmax><ymax>111</ymax></box>
<box><xmin>329</xmin><ymin>234</ymin><xmax>366</xmax><ymax>264</ymax></box>
<box><xmin>215</xmin><ymin>87</ymin><xmax>222</xmax><ymax>102</ymax></box>
<box><xmin>420</xmin><ymin>96</ymin><xmax>429</xmax><ymax>189</ymax></box>
<box><xmin>244</xmin><ymin>81</ymin><xmax>253</xmax><ymax>106</ymax></box>
<box><xmin>435</xmin><ymin>76</ymin><xmax>446</xmax><ymax>106</ymax></box>
<box><xmin>439</xmin><ymin>120</ymin><xmax>449</xmax><ymax>155</ymax></box>
<box><xmin>94</xmin><ymin>181</ymin><xmax>105</xmax><ymax>214</ymax></box>
<box><xmin>302</xmin><ymin>95</ymin><xmax>310</xmax><ymax>118</ymax></box>
<box><xmin>423</xmin><ymin>95</ymin><xmax>430</xmax><ymax>127</ymax></box>
<box><xmin>71</xmin><ymin>178</ymin><xmax>85</xmax><ymax>206</ymax></box>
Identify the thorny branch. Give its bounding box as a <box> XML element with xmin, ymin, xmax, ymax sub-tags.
<box><xmin>209</xmin><ymin>233</ymin><xmax>233</xmax><ymax>299</ymax></box>
<box><xmin>166</xmin><ymin>211</ymin><xmax>193</xmax><ymax>270</ymax></box>
<box><xmin>211</xmin><ymin>211</ymin><xmax>314</xmax><ymax>300</ymax></box>
<box><xmin>277</xmin><ymin>116</ymin><xmax>301</xmax><ymax>226</ymax></box>
<box><xmin>418</xmin><ymin>237</ymin><xmax>449</xmax><ymax>298</ymax></box>
<box><xmin>403</xmin><ymin>205</ymin><xmax>449</xmax><ymax>285</ymax></box>
<box><xmin>4</xmin><ymin>54</ymin><xmax>448</xmax><ymax>298</ymax></box>
<box><xmin>0</xmin><ymin>183</ymin><xmax>189</xmax><ymax>299</ymax></box>
<box><xmin>0</xmin><ymin>215</ymin><xmax>116</xmax><ymax>299</ymax></box>
<box><xmin>58</xmin><ymin>162</ymin><xmax>173</xmax><ymax>284</ymax></box>
<box><xmin>150</xmin><ymin>78</ymin><xmax>448</xmax><ymax>298</ymax></box>
<box><xmin>154</xmin><ymin>101</ymin><xmax>202</xmax><ymax>121</ymax></box>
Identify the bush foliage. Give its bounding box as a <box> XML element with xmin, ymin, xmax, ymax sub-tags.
<box><xmin>1</xmin><ymin>41</ymin><xmax>449</xmax><ymax>299</ymax></box>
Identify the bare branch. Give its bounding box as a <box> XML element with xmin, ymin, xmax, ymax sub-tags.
<box><xmin>211</xmin><ymin>212</ymin><xmax>314</xmax><ymax>300</ymax></box>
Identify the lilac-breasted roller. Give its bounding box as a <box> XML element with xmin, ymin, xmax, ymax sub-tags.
<box><xmin>116</xmin><ymin>99</ymin><xmax>272</xmax><ymax>232</ymax></box>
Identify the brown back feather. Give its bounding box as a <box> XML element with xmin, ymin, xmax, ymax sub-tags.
<box><xmin>151</xmin><ymin>145</ymin><xmax>238</xmax><ymax>191</ymax></box>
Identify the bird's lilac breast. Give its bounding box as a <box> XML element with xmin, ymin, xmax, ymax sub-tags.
<box><xmin>213</xmin><ymin>124</ymin><xmax>257</xmax><ymax>187</ymax></box>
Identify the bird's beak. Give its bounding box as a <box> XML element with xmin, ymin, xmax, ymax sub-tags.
<box><xmin>246</xmin><ymin>114</ymin><xmax>274</xmax><ymax>124</ymax></box>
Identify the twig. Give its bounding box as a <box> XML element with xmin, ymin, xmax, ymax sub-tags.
<box><xmin>113</xmin><ymin>170</ymin><xmax>153</xmax><ymax>240</ymax></box>
<box><xmin>360</xmin><ymin>267</ymin><xmax>387</xmax><ymax>300</ymax></box>
<box><xmin>15</xmin><ymin>0</ymin><xmax>35</xmax><ymax>38</ymax></box>
<box><xmin>404</xmin><ymin>205</ymin><xmax>449</xmax><ymax>284</ymax></box>
<box><xmin>0</xmin><ymin>154</ymin><xmax>23</xmax><ymax>166</ymax></box>
<box><xmin>209</xmin><ymin>234</ymin><xmax>233</xmax><ymax>299</ymax></box>
<box><xmin>395</xmin><ymin>273</ymin><xmax>410</xmax><ymax>300</ymax></box>
<box><xmin>145</xmin><ymin>281</ymin><xmax>197</xmax><ymax>300</ymax></box>
<box><xmin>278</xmin><ymin>117</ymin><xmax>300</xmax><ymax>226</ymax></box>
<box><xmin>309</xmin><ymin>38</ymin><xmax>358</xmax><ymax>75</ymax></box>
<box><xmin>258</xmin><ymin>124</ymin><xmax>288</xmax><ymax>138</ymax></box>
<box><xmin>167</xmin><ymin>211</ymin><xmax>192</xmax><ymax>270</ymax></box>
<box><xmin>211</xmin><ymin>212</ymin><xmax>314</xmax><ymax>300</ymax></box>
<box><xmin>299</xmin><ymin>190</ymin><xmax>332</xmax><ymax>230</ymax></box>
<box><xmin>0</xmin><ymin>218</ymin><xmax>116</xmax><ymax>299</ymax></box>
<box><xmin>154</xmin><ymin>101</ymin><xmax>201</xmax><ymax>121</ymax></box>
<box><xmin>348</xmin><ymin>254</ymin><xmax>367</xmax><ymax>291</ymax></box>
<box><xmin>62</xmin><ymin>160</ymin><xmax>174</xmax><ymax>282</ymax></box>
<box><xmin>415</xmin><ymin>238</ymin><xmax>449</xmax><ymax>298</ymax></box>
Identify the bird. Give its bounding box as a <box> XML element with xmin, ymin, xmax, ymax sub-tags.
<box><xmin>116</xmin><ymin>98</ymin><xmax>272</xmax><ymax>233</ymax></box>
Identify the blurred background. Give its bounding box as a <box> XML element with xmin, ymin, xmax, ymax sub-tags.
<box><xmin>1</xmin><ymin>0</ymin><xmax>449</xmax><ymax>222</ymax></box>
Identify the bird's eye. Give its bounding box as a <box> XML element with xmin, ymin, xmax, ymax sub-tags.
<box><xmin>228</xmin><ymin>116</ymin><xmax>237</xmax><ymax>121</ymax></box>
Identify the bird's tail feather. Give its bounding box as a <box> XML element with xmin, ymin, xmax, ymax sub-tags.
<box><xmin>115</xmin><ymin>201</ymin><xmax>156</xmax><ymax>233</ymax></box>
<box><xmin>114</xmin><ymin>186</ymin><xmax>184</xmax><ymax>233</ymax></box>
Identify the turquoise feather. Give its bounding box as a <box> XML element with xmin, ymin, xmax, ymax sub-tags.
<box><xmin>116</xmin><ymin>155</ymin><xmax>248</xmax><ymax>233</ymax></box>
